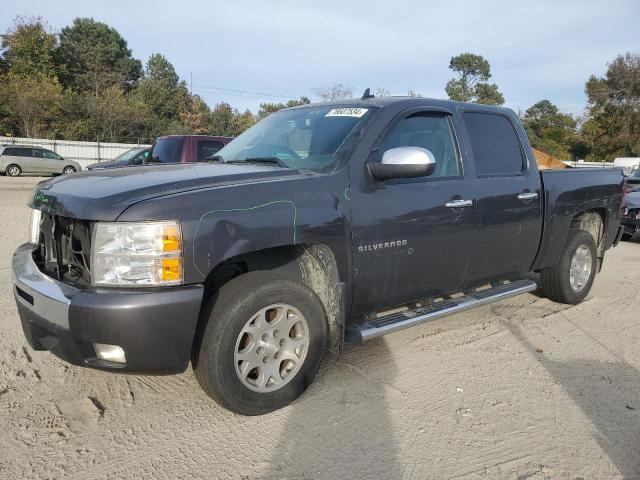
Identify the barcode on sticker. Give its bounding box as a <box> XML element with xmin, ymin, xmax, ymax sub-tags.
<box><xmin>325</xmin><ymin>108</ymin><xmax>369</xmax><ymax>118</ymax></box>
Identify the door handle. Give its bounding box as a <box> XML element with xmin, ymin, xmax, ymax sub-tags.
<box><xmin>517</xmin><ymin>192</ymin><xmax>539</xmax><ymax>200</ymax></box>
<box><xmin>445</xmin><ymin>199</ymin><xmax>473</xmax><ymax>208</ymax></box>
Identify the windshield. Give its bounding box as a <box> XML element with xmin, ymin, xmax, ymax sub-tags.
<box><xmin>214</xmin><ymin>105</ymin><xmax>377</xmax><ymax>172</ymax></box>
<box><xmin>114</xmin><ymin>148</ymin><xmax>145</xmax><ymax>162</ymax></box>
<box><xmin>629</xmin><ymin>170</ymin><xmax>640</xmax><ymax>178</ymax></box>
<box><xmin>149</xmin><ymin>137</ymin><xmax>185</xmax><ymax>164</ymax></box>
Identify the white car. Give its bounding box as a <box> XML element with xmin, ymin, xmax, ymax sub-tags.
<box><xmin>0</xmin><ymin>145</ymin><xmax>81</xmax><ymax>177</ymax></box>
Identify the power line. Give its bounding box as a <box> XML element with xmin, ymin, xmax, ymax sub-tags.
<box><xmin>192</xmin><ymin>84</ymin><xmax>305</xmax><ymax>101</ymax></box>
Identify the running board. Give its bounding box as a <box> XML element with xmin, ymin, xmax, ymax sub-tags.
<box><xmin>345</xmin><ymin>279</ymin><xmax>537</xmax><ymax>343</ymax></box>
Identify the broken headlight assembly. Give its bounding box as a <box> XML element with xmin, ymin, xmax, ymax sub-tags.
<box><xmin>91</xmin><ymin>221</ymin><xmax>183</xmax><ymax>287</ymax></box>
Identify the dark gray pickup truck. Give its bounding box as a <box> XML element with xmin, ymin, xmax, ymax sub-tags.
<box><xmin>12</xmin><ymin>95</ymin><xmax>625</xmax><ymax>415</ymax></box>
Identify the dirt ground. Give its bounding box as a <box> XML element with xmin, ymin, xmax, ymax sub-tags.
<box><xmin>1</xmin><ymin>176</ymin><xmax>639</xmax><ymax>480</ymax></box>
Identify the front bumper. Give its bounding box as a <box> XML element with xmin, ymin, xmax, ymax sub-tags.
<box><xmin>12</xmin><ymin>243</ymin><xmax>204</xmax><ymax>374</ymax></box>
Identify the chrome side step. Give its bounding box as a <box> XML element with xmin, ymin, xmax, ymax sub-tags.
<box><xmin>345</xmin><ymin>279</ymin><xmax>537</xmax><ymax>342</ymax></box>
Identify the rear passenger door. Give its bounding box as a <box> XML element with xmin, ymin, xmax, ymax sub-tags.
<box><xmin>22</xmin><ymin>148</ymin><xmax>42</xmax><ymax>173</ymax></box>
<box><xmin>462</xmin><ymin>111</ymin><xmax>542</xmax><ymax>285</ymax></box>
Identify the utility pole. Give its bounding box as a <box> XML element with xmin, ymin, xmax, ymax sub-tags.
<box><xmin>190</xmin><ymin>72</ymin><xmax>193</xmax><ymax>95</ymax></box>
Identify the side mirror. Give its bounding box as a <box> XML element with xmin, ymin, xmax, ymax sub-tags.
<box><xmin>368</xmin><ymin>147</ymin><xmax>437</xmax><ymax>180</ymax></box>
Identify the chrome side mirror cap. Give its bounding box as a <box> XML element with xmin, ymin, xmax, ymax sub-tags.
<box><xmin>368</xmin><ymin>147</ymin><xmax>437</xmax><ymax>180</ymax></box>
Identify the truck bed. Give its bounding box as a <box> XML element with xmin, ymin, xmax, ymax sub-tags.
<box><xmin>533</xmin><ymin>168</ymin><xmax>625</xmax><ymax>270</ymax></box>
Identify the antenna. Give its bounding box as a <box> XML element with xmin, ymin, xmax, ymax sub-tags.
<box><xmin>361</xmin><ymin>88</ymin><xmax>375</xmax><ymax>100</ymax></box>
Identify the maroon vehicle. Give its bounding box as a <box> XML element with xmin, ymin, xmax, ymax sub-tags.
<box><xmin>149</xmin><ymin>135</ymin><xmax>233</xmax><ymax>164</ymax></box>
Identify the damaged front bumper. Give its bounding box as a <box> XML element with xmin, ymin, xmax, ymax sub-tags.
<box><xmin>12</xmin><ymin>243</ymin><xmax>204</xmax><ymax>374</ymax></box>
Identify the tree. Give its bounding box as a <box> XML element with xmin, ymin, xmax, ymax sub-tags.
<box><xmin>445</xmin><ymin>52</ymin><xmax>504</xmax><ymax>105</ymax></box>
<box><xmin>133</xmin><ymin>54</ymin><xmax>191</xmax><ymax>136</ymax></box>
<box><xmin>1</xmin><ymin>16</ymin><xmax>58</xmax><ymax>78</ymax></box>
<box><xmin>84</xmin><ymin>85</ymin><xmax>148</xmax><ymax>142</ymax></box>
<box><xmin>313</xmin><ymin>84</ymin><xmax>353</xmax><ymax>101</ymax></box>
<box><xmin>0</xmin><ymin>72</ymin><xmax>62</xmax><ymax>137</ymax></box>
<box><xmin>146</xmin><ymin>53</ymin><xmax>178</xmax><ymax>87</ymax></box>
<box><xmin>583</xmin><ymin>52</ymin><xmax>640</xmax><ymax>159</ymax></box>
<box><xmin>256</xmin><ymin>96</ymin><xmax>310</xmax><ymax>121</ymax></box>
<box><xmin>375</xmin><ymin>87</ymin><xmax>391</xmax><ymax>97</ymax></box>
<box><xmin>522</xmin><ymin>99</ymin><xmax>580</xmax><ymax>160</ymax></box>
<box><xmin>57</xmin><ymin>17</ymin><xmax>142</xmax><ymax>94</ymax></box>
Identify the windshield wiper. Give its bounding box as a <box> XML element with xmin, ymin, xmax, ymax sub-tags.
<box><xmin>226</xmin><ymin>157</ymin><xmax>289</xmax><ymax>168</ymax></box>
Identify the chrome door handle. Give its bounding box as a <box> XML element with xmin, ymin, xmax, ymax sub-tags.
<box><xmin>445</xmin><ymin>199</ymin><xmax>473</xmax><ymax>208</ymax></box>
<box><xmin>517</xmin><ymin>192</ymin><xmax>539</xmax><ymax>200</ymax></box>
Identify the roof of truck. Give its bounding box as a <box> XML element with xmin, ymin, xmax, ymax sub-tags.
<box><xmin>287</xmin><ymin>94</ymin><xmax>515</xmax><ymax>116</ymax></box>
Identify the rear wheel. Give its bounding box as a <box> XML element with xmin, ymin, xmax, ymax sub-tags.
<box><xmin>62</xmin><ymin>166</ymin><xmax>76</xmax><ymax>174</ymax></box>
<box><xmin>6</xmin><ymin>164</ymin><xmax>21</xmax><ymax>177</ymax></box>
<box><xmin>540</xmin><ymin>229</ymin><xmax>597</xmax><ymax>304</ymax></box>
<box><xmin>194</xmin><ymin>271</ymin><xmax>327</xmax><ymax>415</ymax></box>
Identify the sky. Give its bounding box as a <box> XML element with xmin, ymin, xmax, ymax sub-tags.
<box><xmin>3</xmin><ymin>0</ymin><xmax>639</xmax><ymax>116</ymax></box>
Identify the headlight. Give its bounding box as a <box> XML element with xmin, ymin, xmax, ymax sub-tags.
<box><xmin>91</xmin><ymin>221</ymin><xmax>183</xmax><ymax>287</ymax></box>
<box><xmin>29</xmin><ymin>209</ymin><xmax>42</xmax><ymax>244</ymax></box>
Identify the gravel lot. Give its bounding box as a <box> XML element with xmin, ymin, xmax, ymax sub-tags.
<box><xmin>1</xmin><ymin>176</ymin><xmax>639</xmax><ymax>479</ymax></box>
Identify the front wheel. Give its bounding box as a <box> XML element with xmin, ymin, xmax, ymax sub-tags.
<box><xmin>193</xmin><ymin>271</ymin><xmax>327</xmax><ymax>415</ymax></box>
<box><xmin>6</xmin><ymin>164</ymin><xmax>21</xmax><ymax>177</ymax></box>
<box><xmin>540</xmin><ymin>229</ymin><xmax>597</xmax><ymax>304</ymax></box>
<box><xmin>62</xmin><ymin>166</ymin><xmax>76</xmax><ymax>174</ymax></box>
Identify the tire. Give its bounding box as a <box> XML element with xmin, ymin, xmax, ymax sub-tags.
<box><xmin>621</xmin><ymin>232</ymin><xmax>633</xmax><ymax>241</ymax></box>
<box><xmin>62</xmin><ymin>166</ymin><xmax>76</xmax><ymax>174</ymax></box>
<box><xmin>540</xmin><ymin>229</ymin><xmax>597</xmax><ymax>305</ymax></box>
<box><xmin>194</xmin><ymin>271</ymin><xmax>327</xmax><ymax>415</ymax></box>
<box><xmin>5</xmin><ymin>164</ymin><xmax>21</xmax><ymax>177</ymax></box>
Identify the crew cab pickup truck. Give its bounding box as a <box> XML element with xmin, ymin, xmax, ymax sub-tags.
<box><xmin>12</xmin><ymin>95</ymin><xmax>625</xmax><ymax>415</ymax></box>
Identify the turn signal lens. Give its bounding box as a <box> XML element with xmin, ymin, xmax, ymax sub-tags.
<box><xmin>160</xmin><ymin>257</ymin><xmax>182</xmax><ymax>282</ymax></box>
<box><xmin>162</xmin><ymin>224</ymin><xmax>181</xmax><ymax>252</ymax></box>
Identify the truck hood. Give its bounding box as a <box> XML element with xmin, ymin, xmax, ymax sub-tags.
<box><xmin>86</xmin><ymin>159</ymin><xmax>134</xmax><ymax>170</ymax></box>
<box><xmin>30</xmin><ymin>163</ymin><xmax>300</xmax><ymax>220</ymax></box>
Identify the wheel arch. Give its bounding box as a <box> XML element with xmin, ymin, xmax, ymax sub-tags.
<box><xmin>571</xmin><ymin>208</ymin><xmax>607</xmax><ymax>263</ymax></box>
<box><xmin>196</xmin><ymin>243</ymin><xmax>346</xmax><ymax>355</ymax></box>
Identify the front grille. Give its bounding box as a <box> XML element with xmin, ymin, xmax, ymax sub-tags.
<box><xmin>34</xmin><ymin>214</ymin><xmax>92</xmax><ymax>287</ymax></box>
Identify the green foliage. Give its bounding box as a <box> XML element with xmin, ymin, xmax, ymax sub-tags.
<box><xmin>256</xmin><ymin>97</ymin><xmax>310</xmax><ymax>121</ymax></box>
<box><xmin>57</xmin><ymin>17</ymin><xmax>142</xmax><ymax>94</ymax></box>
<box><xmin>445</xmin><ymin>52</ymin><xmax>504</xmax><ymax>105</ymax></box>
<box><xmin>583</xmin><ymin>52</ymin><xmax>640</xmax><ymax>159</ymax></box>
<box><xmin>522</xmin><ymin>100</ymin><xmax>581</xmax><ymax>160</ymax></box>
<box><xmin>0</xmin><ymin>72</ymin><xmax>63</xmax><ymax>137</ymax></box>
<box><xmin>1</xmin><ymin>16</ymin><xmax>58</xmax><ymax>78</ymax></box>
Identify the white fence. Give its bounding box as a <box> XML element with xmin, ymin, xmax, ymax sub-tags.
<box><xmin>0</xmin><ymin>136</ymin><xmax>152</xmax><ymax>170</ymax></box>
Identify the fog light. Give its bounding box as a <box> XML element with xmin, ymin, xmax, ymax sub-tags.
<box><xmin>94</xmin><ymin>343</ymin><xmax>126</xmax><ymax>364</ymax></box>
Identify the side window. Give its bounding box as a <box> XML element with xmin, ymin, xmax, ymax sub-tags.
<box><xmin>197</xmin><ymin>141</ymin><xmax>224</xmax><ymax>161</ymax></box>
<box><xmin>3</xmin><ymin>147</ymin><xmax>22</xmax><ymax>156</ymax></box>
<box><xmin>42</xmin><ymin>150</ymin><xmax>61</xmax><ymax>160</ymax></box>
<box><xmin>462</xmin><ymin>112</ymin><xmax>525</xmax><ymax>176</ymax></box>
<box><xmin>380</xmin><ymin>113</ymin><xmax>461</xmax><ymax>178</ymax></box>
<box><xmin>31</xmin><ymin>149</ymin><xmax>43</xmax><ymax>158</ymax></box>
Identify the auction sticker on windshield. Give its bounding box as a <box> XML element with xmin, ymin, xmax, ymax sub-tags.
<box><xmin>325</xmin><ymin>108</ymin><xmax>369</xmax><ymax>118</ymax></box>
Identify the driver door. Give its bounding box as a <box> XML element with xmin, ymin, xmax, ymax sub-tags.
<box><xmin>349</xmin><ymin>110</ymin><xmax>476</xmax><ymax>315</ymax></box>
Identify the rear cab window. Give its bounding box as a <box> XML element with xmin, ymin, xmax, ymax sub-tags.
<box><xmin>197</xmin><ymin>141</ymin><xmax>225</xmax><ymax>161</ymax></box>
<box><xmin>149</xmin><ymin>137</ymin><xmax>185</xmax><ymax>164</ymax></box>
<box><xmin>462</xmin><ymin>112</ymin><xmax>526</xmax><ymax>176</ymax></box>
